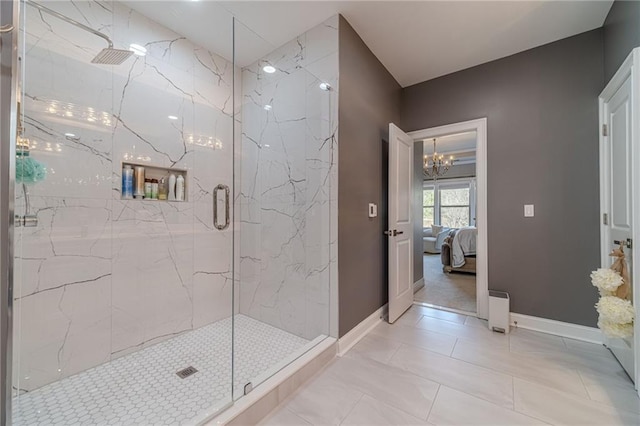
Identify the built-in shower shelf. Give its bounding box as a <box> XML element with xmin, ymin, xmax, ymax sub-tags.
<box><xmin>122</xmin><ymin>162</ymin><xmax>188</xmax><ymax>201</ymax></box>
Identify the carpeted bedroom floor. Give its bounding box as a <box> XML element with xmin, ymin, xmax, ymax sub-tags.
<box><xmin>415</xmin><ymin>254</ymin><xmax>476</xmax><ymax>313</ymax></box>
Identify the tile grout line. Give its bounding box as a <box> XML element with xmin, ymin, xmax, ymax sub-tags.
<box><xmin>444</xmin><ymin>350</ymin><xmax>603</xmax><ymax>404</ymax></box>
<box><xmin>385</xmin><ymin>341</ymin><xmax>404</xmax><ymax>364</ymax></box>
<box><xmin>337</xmin><ymin>393</ymin><xmax>365</xmax><ymax>425</ymax></box>
<box><xmin>514</xmin><ymin>376</ymin><xmax>640</xmax><ymax>418</ymax></box>
<box><xmin>424</xmin><ymin>383</ymin><xmax>441</xmax><ymax>423</ymax></box>
<box><xmin>575</xmin><ymin>370</ymin><xmax>595</xmax><ymax>402</ymax></box>
<box><xmin>389</xmin><ymin>342</ymin><xmax>525</xmax><ymax>411</ymax></box>
<box><xmin>435</xmin><ymin>384</ymin><xmax>535</xmax><ymax>418</ymax></box>
<box><xmin>409</xmin><ymin>307</ymin><xmax>470</xmax><ymax>326</ymax></box>
<box><xmin>414</xmin><ymin>311</ymin><xmax>468</xmax><ymax>326</ymax></box>
<box><xmin>449</xmin><ymin>337</ymin><xmax>460</xmax><ymax>357</ymax></box>
<box><xmin>396</xmin><ymin>320</ymin><xmax>508</xmax><ymax>350</ymax></box>
<box><xmin>283</xmin><ymin>407</ymin><xmax>313</xmax><ymax>426</ymax></box>
<box><xmin>332</xmin><ymin>349</ymin><xmax>443</xmax><ymax>421</ymax></box>
<box><xmin>511</xmin><ymin>376</ymin><xmax>515</xmax><ymax>411</ymax></box>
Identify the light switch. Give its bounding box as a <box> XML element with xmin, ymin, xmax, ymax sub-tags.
<box><xmin>524</xmin><ymin>204</ymin><xmax>535</xmax><ymax>217</ymax></box>
<box><xmin>368</xmin><ymin>203</ymin><xmax>378</xmax><ymax>218</ymax></box>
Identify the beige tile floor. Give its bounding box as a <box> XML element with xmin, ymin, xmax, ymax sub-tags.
<box><xmin>258</xmin><ymin>304</ymin><xmax>640</xmax><ymax>425</ymax></box>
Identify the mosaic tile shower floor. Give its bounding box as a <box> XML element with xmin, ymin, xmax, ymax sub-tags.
<box><xmin>13</xmin><ymin>315</ymin><xmax>310</xmax><ymax>425</ymax></box>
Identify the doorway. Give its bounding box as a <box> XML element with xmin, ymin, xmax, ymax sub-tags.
<box><xmin>408</xmin><ymin>119</ymin><xmax>488</xmax><ymax>319</ymax></box>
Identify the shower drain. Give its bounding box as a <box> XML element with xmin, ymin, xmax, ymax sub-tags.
<box><xmin>176</xmin><ymin>366</ymin><xmax>198</xmax><ymax>379</ymax></box>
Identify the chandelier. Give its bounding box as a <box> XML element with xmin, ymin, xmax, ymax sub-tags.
<box><xmin>423</xmin><ymin>138</ymin><xmax>455</xmax><ymax>180</ymax></box>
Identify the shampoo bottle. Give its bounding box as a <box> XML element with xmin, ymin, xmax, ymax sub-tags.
<box><xmin>176</xmin><ymin>174</ymin><xmax>185</xmax><ymax>201</ymax></box>
<box><xmin>122</xmin><ymin>165</ymin><xmax>133</xmax><ymax>199</ymax></box>
<box><xmin>168</xmin><ymin>173</ymin><xmax>176</xmax><ymax>201</ymax></box>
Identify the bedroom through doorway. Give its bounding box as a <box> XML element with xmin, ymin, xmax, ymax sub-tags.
<box><xmin>407</xmin><ymin>119</ymin><xmax>488</xmax><ymax>318</ymax></box>
<box><xmin>416</xmin><ymin>131</ymin><xmax>478</xmax><ymax>313</ymax></box>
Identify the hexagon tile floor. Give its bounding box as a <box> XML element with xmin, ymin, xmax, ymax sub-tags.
<box><xmin>12</xmin><ymin>315</ymin><xmax>311</xmax><ymax>425</ymax></box>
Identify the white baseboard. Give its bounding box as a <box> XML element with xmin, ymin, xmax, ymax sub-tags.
<box><xmin>413</xmin><ymin>278</ymin><xmax>425</xmax><ymax>294</ymax></box>
<box><xmin>337</xmin><ymin>304</ymin><xmax>388</xmax><ymax>356</ymax></box>
<box><xmin>510</xmin><ymin>313</ymin><xmax>603</xmax><ymax>344</ymax></box>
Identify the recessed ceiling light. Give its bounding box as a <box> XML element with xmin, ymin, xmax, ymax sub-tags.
<box><xmin>263</xmin><ymin>105</ymin><xmax>272</xmax><ymax>111</ymax></box>
<box><xmin>64</xmin><ymin>133</ymin><xmax>75</xmax><ymax>137</ymax></box>
<box><xmin>319</xmin><ymin>82</ymin><xmax>332</xmax><ymax>91</ymax></box>
<box><xmin>168</xmin><ymin>115</ymin><xmax>178</xmax><ymax>120</ymax></box>
<box><xmin>129</xmin><ymin>44</ymin><xmax>147</xmax><ymax>57</ymax></box>
<box><xmin>263</xmin><ymin>65</ymin><xmax>276</xmax><ymax>74</ymax></box>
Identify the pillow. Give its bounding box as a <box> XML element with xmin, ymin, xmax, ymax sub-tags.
<box><xmin>431</xmin><ymin>225</ymin><xmax>443</xmax><ymax>235</ymax></box>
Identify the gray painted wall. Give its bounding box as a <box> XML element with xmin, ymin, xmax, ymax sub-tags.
<box><xmin>338</xmin><ymin>16</ymin><xmax>403</xmax><ymax>337</ymax></box>
<box><xmin>603</xmin><ymin>0</ymin><xmax>640</xmax><ymax>82</ymax></box>
<box><xmin>401</xmin><ymin>29</ymin><xmax>604</xmax><ymax>327</ymax></box>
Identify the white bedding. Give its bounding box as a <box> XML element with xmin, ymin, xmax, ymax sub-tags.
<box><xmin>451</xmin><ymin>227</ymin><xmax>477</xmax><ymax>268</ymax></box>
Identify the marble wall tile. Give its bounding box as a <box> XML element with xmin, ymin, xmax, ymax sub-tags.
<box><xmin>110</xmin><ymin>200</ymin><xmax>195</xmax><ymax>357</ymax></box>
<box><xmin>14</xmin><ymin>0</ymin><xmax>235</xmax><ymax>391</ymax></box>
<box><xmin>238</xmin><ymin>17</ymin><xmax>338</xmax><ymax>340</ymax></box>
<box><xmin>12</xmin><ymin>196</ymin><xmax>113</xmax><ymax>392</ymax></box>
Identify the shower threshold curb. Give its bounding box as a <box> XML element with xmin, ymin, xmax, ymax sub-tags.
<box><xmin>199</xmin><ymin>337</ymin><xmax>337</xmax><ymax>425</ymax></box>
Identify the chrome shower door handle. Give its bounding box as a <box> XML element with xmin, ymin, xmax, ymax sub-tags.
<box><xmin>213</xmin><ymin>184</ymin><xmax>230</xmax><ymax>230</ymax></box>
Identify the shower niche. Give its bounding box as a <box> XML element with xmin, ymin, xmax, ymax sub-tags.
<box><xmin>120</xmin><ymin>162</ymin><xmax>188</xmax><ymax>202</ymax></box>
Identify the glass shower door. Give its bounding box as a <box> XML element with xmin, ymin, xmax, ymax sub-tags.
<box><xmin>10</xmin><ymin>1</ymin><xmax>236</xmax><ymax>424</ymax></box>
<box><xmin>232</xmin><ymin>15</ymin><xmax>337</xmax><ymax>398</ymax></box>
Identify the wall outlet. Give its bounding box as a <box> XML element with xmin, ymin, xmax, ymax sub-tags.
<box><xmin>524</xmin><ymin>204</ymin><xmax>534</xmax><ymax>217</ymax></box>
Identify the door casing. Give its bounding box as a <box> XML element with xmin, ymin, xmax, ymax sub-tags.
<box><xmin>408</xmin><ymin>118</ymin><xmax>489</xmax><ymax>320</ymax></box>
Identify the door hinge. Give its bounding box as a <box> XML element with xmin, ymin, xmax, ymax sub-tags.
<box><xmin>602</xmin><ymin>124</ymin><xmax>608</xmax><ymax>137</ymax></box>
<box><xmin>603</xmin><ymin>213</ymin><xmax>608</xmax><ymax>225</ymax></box>
<box><xmin>244</xmin><ymin>382</ymin><xmax>253</xmax><ymax>395</ymax></box>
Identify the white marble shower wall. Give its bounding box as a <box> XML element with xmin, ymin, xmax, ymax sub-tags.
<box><xmin>13</xmin><ymin>0</ymin><xmax>234</xmax><ymax>392</ymax></box>
<box><xmin>238</xmin><ymin>16</ymin><xmax>338</xmax><ymax>340</ymax></box>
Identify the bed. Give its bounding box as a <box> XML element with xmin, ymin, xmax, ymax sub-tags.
<box><xmin>441</xmin><ymin>227</ymin><xmax>477</xmax><ymax>274</ymax></box>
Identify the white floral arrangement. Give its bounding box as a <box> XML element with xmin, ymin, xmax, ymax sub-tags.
<box><xmin>596</xmin><ymin>296</ymin><xmax>634</xmax><ymax>324</ymax></box>
<box><xmin>591</xmin><ymin>268</ymin><xmax>634</xmax><ymax>339</ymax></box>
<box><xmin>591</xmin><ymin>268</ymin><xmax>624</xmax><ymax>296</ymax></box>
<box><xmin>597</xmin><ymin>318</ymin><xmax>634</xmax><ymax>339</ymax></box>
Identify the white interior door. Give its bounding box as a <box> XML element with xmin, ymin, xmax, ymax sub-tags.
<box><xmin>388</xmin><ymin>123</ymin><xmax>414</xmax><ymax>323</ymax></box>
<box><xmin>601</xmin><ymin>74</ymin><xmax>635</xmax><ymax>381</ymax></box>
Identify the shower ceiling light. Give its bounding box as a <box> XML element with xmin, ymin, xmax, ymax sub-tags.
<box><xmin>168</xmin><ymin>115</ymin><xmax>178</xmax><ymax>120</ymax></box>
<box><xmin>263</xmin><ymin>65</ymin><xmax>276</xmax><ymax>74</ymax></box>
<box><xmin>129</xmin><ymin>44</ymin><xmax>147</xmax><ymax>57</ymax></box>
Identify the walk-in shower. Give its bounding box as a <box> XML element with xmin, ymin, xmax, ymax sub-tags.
<box><xmin>0</xmin><ymin>1</ymin><xmax>337</xmax><ymax>424</ymax></box>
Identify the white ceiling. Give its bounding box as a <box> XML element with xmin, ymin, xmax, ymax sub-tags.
<box><xmin>423</xmin><ymin>131</ymin><xmax>476</xmax><ymax>155</ymax></box>
<box><xmin>126</xmin><ymin>0</ymin><xmax>613</xmax><ymax>87</ymax></box>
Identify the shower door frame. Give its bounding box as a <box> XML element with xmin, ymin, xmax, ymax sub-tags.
<box><xmin>0</xmin><ymin>0</ymin><xmax>19</xmax><ymax>424</ymax></box>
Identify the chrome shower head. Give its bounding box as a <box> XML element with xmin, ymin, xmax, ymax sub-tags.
<box><xmin>91</xmin><ymin>48</ymin><xmax>134</xmax><ymax>65</ymax></box>
<box><xmin>27</xmin><ymin>1</ymin><xmax>134</xmax><ymax>66</ymax></box>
